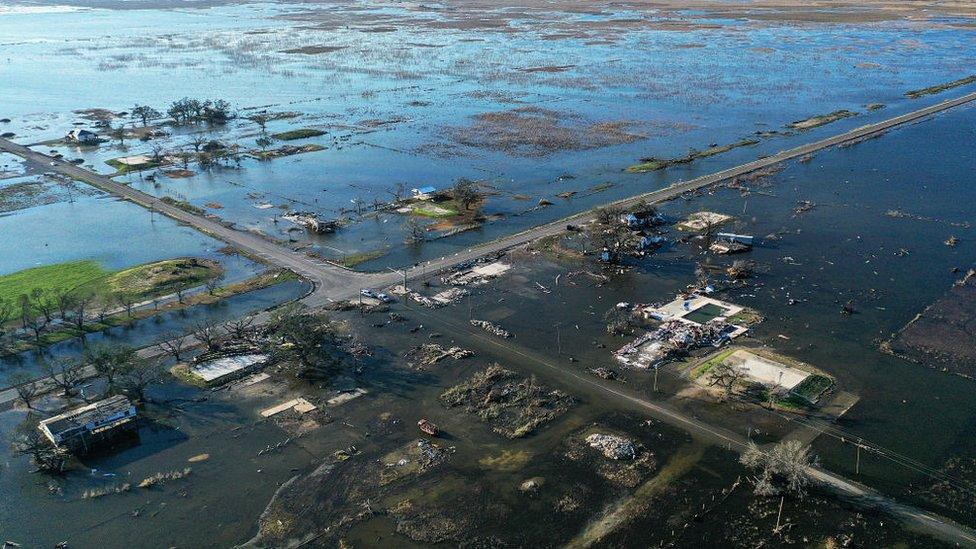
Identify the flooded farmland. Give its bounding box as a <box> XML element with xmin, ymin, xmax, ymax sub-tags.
<box><xmin>1</xmin><ymin>0</ymin><xmax>976</xmax><ymax>547</ymax></box>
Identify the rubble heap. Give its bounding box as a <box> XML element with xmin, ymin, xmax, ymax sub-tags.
<box><xmin>470</xmin><ymin>319</ymin><xmax>512</xmax><ymax>338</ymax></box>
<box><xmin>586</xmin><ymin>433</ymin><xmax>638</xmax><ymax>460</ymax></box>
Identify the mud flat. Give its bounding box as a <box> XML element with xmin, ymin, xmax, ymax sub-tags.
<box><xmin>884</xmin><ymin>269</ymin><xmax>976</xmax><ymax>378</ymax></box>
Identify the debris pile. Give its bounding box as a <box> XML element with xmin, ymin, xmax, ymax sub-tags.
<box><xmin>442</xmin><ymin>261</ymin><xmax>511</xmax><ymax>286</ymax></box>
<box><xmin>470</xmin><ymin>319</ymin><xmax>512</xmax><ymax>338</ymax></box>
<box><xmin>406</xmin><ymin>344</ymin><xmax>474</xmax><ymax>368</ymax></box>
<box><xmin>585</xmin><ymin>433</ymin><xmax>638</xmax><ymax>460</ymax></box>
<box><xmin>281</xmin><ymin>212</ymin><xmax>338</xmax><ymax>233</ymax></box>
<box><xmin>615</xmin><ymin>319</ymin><xmax>736</xmax><ymax>369</ymax></box>
<box><xmin>439</xmin><ymin>365</ymin><xmax>574</xmax><ymax>438</ymax></box>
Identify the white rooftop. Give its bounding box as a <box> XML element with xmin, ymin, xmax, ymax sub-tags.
<box><xmin>190</xmin><ymin>353</ymin><xmax>268</xmax><ymax>382</ymax></box>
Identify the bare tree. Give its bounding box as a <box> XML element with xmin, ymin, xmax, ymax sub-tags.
<box><xmin>111</xmin><ymin>125</ymin><xmax>127</xmax><ymax>146</ymax></box>
<box><xmin>189</xmin><ymin>134</ymin><xmax>208</xmax><ymax>153</ymax></box>
<box><xmin>114</xmin><ymin>292</ymin><xmax>137</xmax><ymax>318</ymax></box>
<box><xmin>132</xmin><ymin>104</ymin><xmax>161</xmax><ymax>126</ymax></box>
<box><xmin>204</xmin><ymin>272</ymin><xmax>225</xmax><ymax>296</ymax></box>
<box><xmin>386</xmin><ymin>182</ymin><xmax>408</xmax><ymax>203</ymax></box>
<box><xmin>84</xmin><ymin>343</ymin><xmax>136</xmax><ymax>391</ymax></box>
<box><xmin>118</xmin><ymin>358</ymin><xmax>161</xmax><ymax>402</ymax></box>
<box><xmin>156</xmin><ymin>333</ymin><xmax>189</xmax><ymax>362</ymax></box>
<box><xmin>191</xmin><ymin>319</ymin><xmax>221</xmax><ymax>351</ymax></box>
<box><xmin>0</xmin><ymin>298</ymin><xmax>13</xmax><ymax>337</ymax></box>
<box><xmin>31</xmin><ymin>288</ymin><xmax>55</xmax><ymax>324</ymax></box>
<box><xmin>452</xmin><ymin>178</ymin><xmax>480</xmax><ymax>210</ymax></box>
<box><xmin>251</xmin><ymin>113</ymin><xmax>270</xmax><ymax>133</ymax></box>
<box><xmin>73</xmin><ymin>292</ymin><xmax>95</xmax><ymax>333</ymax></box>
<box><xmin>25</xmin><ymin>316</ymin><xmax>46</xmax><ymax>342</ymax></box>
<box><xmin>255</xmin><ymin>136</ymin><xmax>273</xmax><ymax>152</ymax></box>
<box><xmin>41</xmin><ymin>357</ymin><xmax>84</xmax><ymax>397</ymax></box>
<box><xmin>10</xmin><ymin>414</ymin><xmax>68</xmax><ymax>473</ymax></box>
<box><xmin>53</xmin><ymin>289</ymin><xmax>77</xmax><ymax>321</ymax></box>
<box><xmin>227</xmin><ymin>316</ymin><xmax>254</xmax><ymax>341</ymax></box>
<box><xmin>18</xmin><ymin>293</ymin><xmax>31</xmax><ymax>330</ymax></box>
<box><xmin>175</xmin><ymin>286</ymin><xmax>186</xmax><ymax>304</ymax></box>
<box><xmin>404</xmin><ymin>216</ymin><xmax>426</xmax><ymax>244</ymax></box>
<box><xmin>10</xmin><ymin>371</ymin><xmax>40</xmax><ymax>410</ymax></box>
<box><xmin>706</xmin><ymin>362</ymin><xmax>744</xmax><ymax>400</ymax></box>
<box><xmin>740</xmin><ymin>440</ymin><xmax>816</xmax><ymax>499</ymax></box>
<box><xmin>595</xmin><ymin>206</ymin><xmax>624</xmax><ymax>226</ymax></box>
<box><xmin>149</xmin><ymin>142</ymin><xmax>166</xmax><ymax>163</ymax></box>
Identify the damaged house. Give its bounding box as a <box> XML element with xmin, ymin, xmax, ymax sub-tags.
<box><xmin>39</xmin><ymin>395</ymin><xmax>137</xmax><ymax>454</ymax></box>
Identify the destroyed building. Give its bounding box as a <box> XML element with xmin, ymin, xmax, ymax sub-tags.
<box><xmin>39</xmin><ymin>395</ymin><xmax>137</xmax><ymax>453</ymax></box>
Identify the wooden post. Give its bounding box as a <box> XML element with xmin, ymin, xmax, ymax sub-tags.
<box><xmin>774</xmin><ymin>495</ymin><xmax>784</xmax><ymax>533</ymax></box>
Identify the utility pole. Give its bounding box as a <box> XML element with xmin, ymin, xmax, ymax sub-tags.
<box><xmin>855</xmin><ymin>438</ymin><xmax>862</xmax><ymax>475</ymax></box>
<box><xmin>555</xmin><ymin>323</ymin><xmax>561</xmax><ymax>355</ymax></box>
<box><xmin>653</xmin><ymin>364</ymin><xmax>659</xmax><ymax>392</ymax></box>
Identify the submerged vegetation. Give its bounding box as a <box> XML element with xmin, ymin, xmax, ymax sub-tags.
<box><xmin>787</xmin><ymin>110</ymin><xmax>857</xmax><ymax>130</ymax></box>
<box><xmin>906</xmin><ymin>75</ymin><xmax>976</xmax><ymax>99</ymax></box>
<box><xmin>626</xmin><ymin>138</ymin><xmax>760</xmax><ymax>173</ymax></box>
<box><xmin>270</xmin><ymin>128</ymin><xmax>325</xmax><ymax>141</ymax></box>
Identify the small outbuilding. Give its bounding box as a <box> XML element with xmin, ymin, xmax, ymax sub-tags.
<box><xmin>39</xmin><ymin>395</ymin><xmax>137</xmax><ymax>453</ymax></box>
<box><xmin>66</xmin><ymin>129</ymin><xmax>100</xmax><ymax>144</ymax></box>
<box><xmin>411</xmin><ymin>186</ymin><xmax>437</xmax><ymax>200</ymax></box>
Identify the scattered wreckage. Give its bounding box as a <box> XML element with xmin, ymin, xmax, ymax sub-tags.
<box><xmin>470</xmin><ymin>319</ymin><xmax>512</xmax><ymax>338</ymax></box>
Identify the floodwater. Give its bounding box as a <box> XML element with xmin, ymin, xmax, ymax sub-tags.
<box><xmin>1</xmin><ymin>0</ymin><xmax>976</xmax><ymax>546</ymax></box>
<box><xmin>1</xmin><ymin>1</ymin><xmax>975</xmax><ymax>266</ymax></box>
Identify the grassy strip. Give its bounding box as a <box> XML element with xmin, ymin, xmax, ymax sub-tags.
<box><xmin>690</xmin><ymin>348</ymin><xmax>735</xmax><ymax>380</ymax></box>
<box><xmin>626</xmin><ymin>139</ymin><xmax>760</xmax><ymax>173</ymax></box>
<box><xmin>271</xmin><ymin>128</ymin><xmax>325</xmax><ymax>141</ymax></box>
<box><xmin>787</xmin><ymin>110</ymin><xmax>857</xmax><ymax>130</ymax></box>
<box><xmin>336</xmin><ymin>249</ymin><xmax>388</xmax><ymax>268</ymax></box>
<box><xmin>251</xmin><ymin>143</ymin><xmax>324</xmax><ymax>160</ymax></box>
<box><xmin>160</xmin><ymin>196</ymin><xmax>205</xmax><ymax>215</ymax></box>
<box><xmin>906</xmin><ymin>75</ymin><xmax>976</xmax><ymax>99</ymax></box>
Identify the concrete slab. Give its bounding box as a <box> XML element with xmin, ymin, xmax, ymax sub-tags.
<box><xmin>726</xmin><ymin>350</ymin><xmax>809</xmax><ymax>390</ymax></box>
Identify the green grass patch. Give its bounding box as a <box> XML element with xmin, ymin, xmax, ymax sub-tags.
<box><xmin>789</xmin><ymin>374</ymin><xmax>834</xmax><ymax>403</ymax></box>
<box><xmin>0</xmin><ymin>260</ymin><xmax>107</xmax><ymax>309</ymax></box>
<box><xmin>0</xmin><ymin>258</ymin><xmax>221</xmax><ymax>312</ymax></box>
<box><xmin>106</xmin><ymin>258</ymin><xmax>222</xmax><ymax>301</ymax></box>
<box><xmin>336</xmin><ymin>249</ymin><xmax>388</xmax><ymax>268</ymax></box>
<box><xmin>690</xmin><ymin>348</ymin><xmax>736</xmax><ymax>380</ymax></box>
<box><xmin>271</xmin><ymin>128</ymin><xmax>326</xmax><ymax>141</ymax></box>
<box><xmin>412</xmin><ymin>203</ymin><xmax>459</xmax><ymax>218</ymax></box>
<box><xmin>906</xmin><ymin>75</ymin><xmax>976</xmax><ymax>99</ymax></box>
